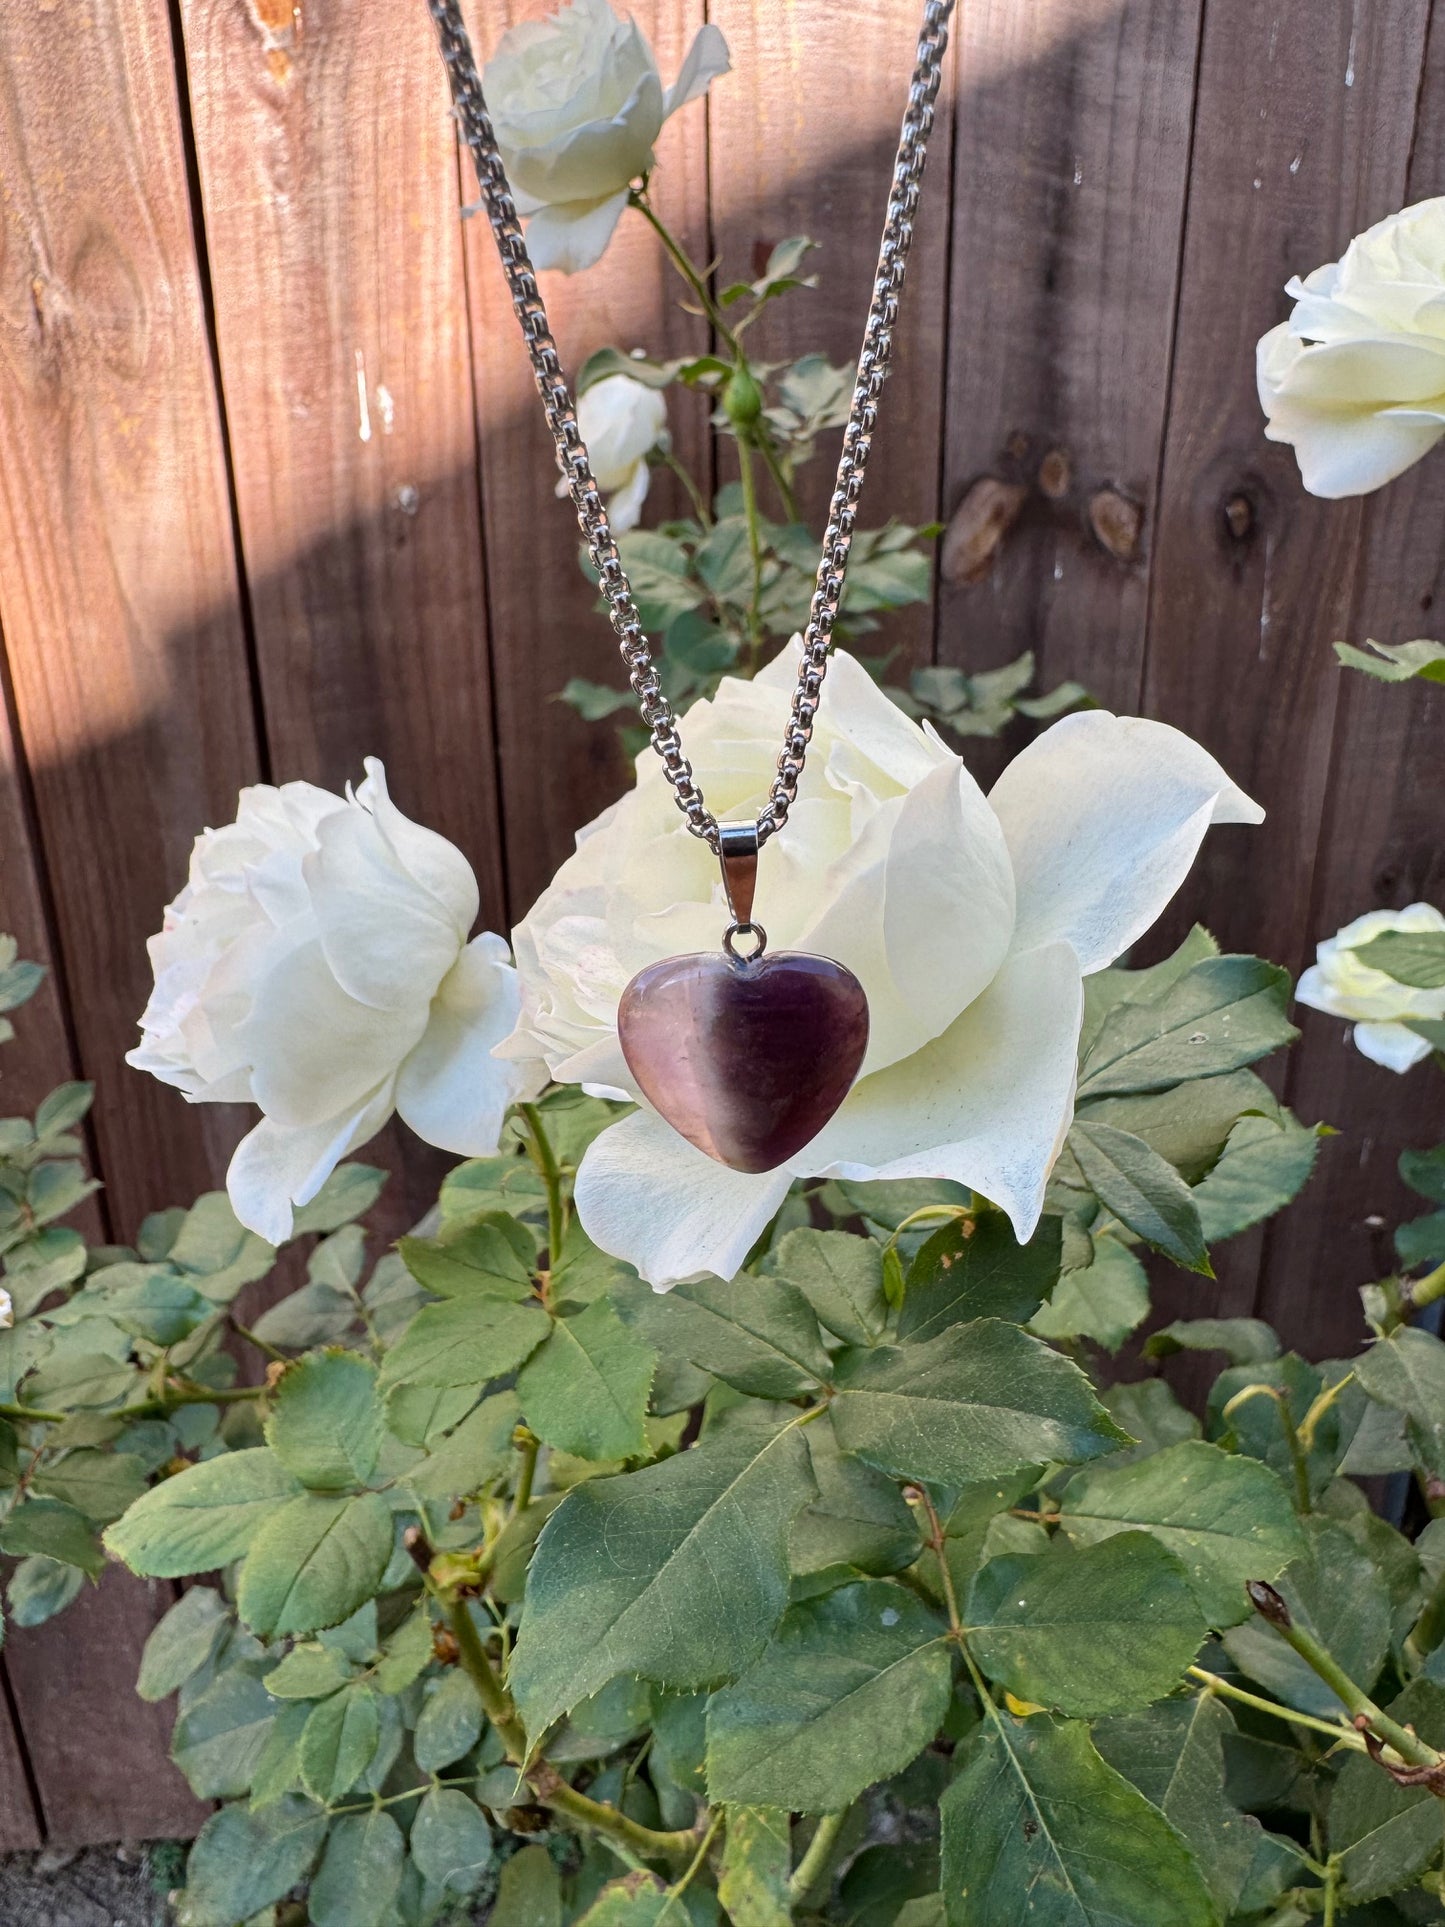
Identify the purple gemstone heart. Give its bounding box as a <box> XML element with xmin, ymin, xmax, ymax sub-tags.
<box><xmin>618</xmin><ymin>950</ymin><xmax>870</xmax><ymax>1173</ymax></box>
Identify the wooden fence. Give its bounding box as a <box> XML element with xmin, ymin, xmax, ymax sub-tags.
<box><xmin>0</xmin><ymin>0</ymin><xmax>1441</xmax><ymax>1850</ymax></box>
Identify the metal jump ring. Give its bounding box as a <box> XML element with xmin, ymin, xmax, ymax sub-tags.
<box><xmin>723</xmin><ymin>922</ymin><xmax>768</xmax><ymax>963</ymax></box>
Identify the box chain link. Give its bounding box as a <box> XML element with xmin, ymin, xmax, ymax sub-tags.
<box><xmin>425</xmin><ymin>0</ymin><xmax>954</xmax><ymax>854</ymax></box>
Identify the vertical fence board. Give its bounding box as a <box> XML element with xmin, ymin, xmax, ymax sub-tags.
<box><xmin>937</xmin><ymin>1</ymin><xmax>1202</xmax><ymax>738</ymax></box>
<box><xmin>177</xmin><ymin>0</ymin><xmax>506</xmax><ymax>1228</ymax></box>
<box><xmin>0</xmin><ymin>0</ymin><xmax>256</xmax><ymax>1841</ymax></box>
<box><xmin>708</xmin><ymin>0</ymin><xmax>954</xmax><ymax>668</ymax></box>
<box><xmin>0</xmin><ymin>1665</ymin><xmax>41</xmax><ymax>1850</ymax></box>
<box><xmin>1139</xmin><ymin>0</ymin><xmax>1431</xmax><ymax>1338</ymax></box>
<box><xmin>1254</xmin><ymin>15</ymin><xmax>1445</xmax><ymax>1355</ymax></box>
<box><xmin>462</xmin><ymin>1</ymin><xmax>711</xmax><ymax>918</ymax></box>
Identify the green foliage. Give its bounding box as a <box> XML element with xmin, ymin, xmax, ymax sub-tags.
<box><xmin>5</xmin><ymin>933</ymin><xmax>1444</xmax><ymax>1926</ymax></box>
<box><xmin>1335</xmin><ymin>636</ymin><xmax>1445</xmax><ymax>683</ymax></box>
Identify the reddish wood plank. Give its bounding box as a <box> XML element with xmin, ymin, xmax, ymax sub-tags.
<box><xmin>4</xmin><ymin>1570</ymin><xmax>207</xmax><ymax>1847</ymax></box>
<box><xmin>708</xmin><ymin>0</ymin><xmax>955</xmax><ymax>667</ymax></box>
<box><xmin>462</xmin><ymin>1</ymin><xmax>712</xmax><ymax>919</ymax></box>
<box><xmin>1255</xmin><ymin>15</ymin><xmax>1445</xmax><ymax>1358</ymax></box>
<box><xmin>935</xmin><ymin>0</ymin><xmax>1202</xmax><ymax>749</ymax></box>
<box><xmin>0</xmin><ymin>0</ymin><xmax>255</xmax><ymax>1842</ymax></box>
<box><xmin>0</xmin><ymin>0</ymin><xmax>261</xmax><ymax>1237</ymax></box>
<box><xmin>0</xmin><ymin>1661</ymin><xmax>42</xmax><ymax>1851</ymax></box>
<box><xmin>177</xmin><ymin>0</ymin><xmax>506</xmax><ymax>932</ymax></box>
<box><xmin>1139</xmin><ymin>1</ymin><xmax>1431</xmax><ymax>1345</ymax></box>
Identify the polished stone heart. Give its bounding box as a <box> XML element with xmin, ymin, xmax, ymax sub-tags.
<box><xmin>618</xmin><ymin>950</ymin><xmax>870</xmax><ymax>1173</ymax></box>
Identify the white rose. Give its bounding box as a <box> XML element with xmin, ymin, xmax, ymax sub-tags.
<box><xmin>0</xmin><ymin>1287</ymin><xmax>12</xmax><ymax>1331</ymax></box>
<box><xmin>129</xmin><ymin>761</ymin><xmax>528</xmax><ymax>1245</ymax></box>
<box><xmin>484</xmin><ymin>0</ymin><xmax>729</xmax><ymax>274</ymax></box>
<box><xmin>1296</xmin><ymin>903</ymin><xmax>1445</xmax><ymax>1072</ymax></box>
<box><xmin>560</xmin><ymin>372</ymin><xmax>668</xmax><ymax>531</ymax></box>
<box><xmin>1257</xmin><ymin>196</ymin><xmax>1445</xmax><ymax>497</ymax></box>
<box><xmin>501</xmin><ymin>648</ymin><xmax>1262</xmax><ymax>1286</ymax></box>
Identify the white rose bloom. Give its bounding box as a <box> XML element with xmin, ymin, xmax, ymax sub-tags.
<box><xmin>1296</xmin><ymin>903</ymin><xmax>1445</xmax><ymax>1073</ymax></box>
<box><xmin>561</xmin><ymin>372</ymin><xmax>668</xmax><ymax>531</ymax></box>
<box><xmin>129</xmin><ymin>761</ymin><xmax>528</xmax><ymax>1245</ymax></box>
<box><xmin>1257</xmin><ymin>196</ymin><xmax>1445</xmax><ymax>497</ymax></box>
<box><xmin>501</xmin><ymin>648</ymin><xmax>1263</xmax><ymax>1287</ymax></box>
<box><xmin>484</xmin><ymin>0</ymin><xmax>729</xmax><ymax>274</ymax></box>
<box><xmin>0</xmin><ymin>1287</ymin><xmax>12</xmax><ymax>1331</ymax></box>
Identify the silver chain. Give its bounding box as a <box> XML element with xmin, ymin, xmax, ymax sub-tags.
<box><xmin>426</xmin><ymin>0</ymin><xmax>953</xmax><ymax>853</ymax></box>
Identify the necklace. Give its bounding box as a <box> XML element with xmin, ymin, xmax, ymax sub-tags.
<box><xmin>426</xmin><ymin>0</ymin><xmax>954</xmax><ymax>1175</ymax></box>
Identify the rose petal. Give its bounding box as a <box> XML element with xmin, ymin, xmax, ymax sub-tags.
<box><xmin>605</xmin><ymin>457</ymin><xmax>652</xmax><ymax>533</ymax></box>
<box><xmin>226</xmin><ymin>1082</ymin><xmax>395</xmax><ymax>1245</ymax></box>
<box><xmin>664</xmin><ymin>22</ymin><xmax>730</xmax><ymax>115</ymax></box>
<box><xmin>793</xmin><ymin>942</ymin><xmax>1085</xmax><ymax>1243</ymax></box>
<box><xmin>525</xmin><ymin>188</ymin><xmax>632</xmax><ymax>274</ymax></box>
<box><xmin>1351</xmin><ymin>1020</ymin><xmax>1435</xmax><ymax>1074</ymax></box>
<box><xmin>987</xmin><ymin>711</ymin><xmax>1263</xmax><ymax>974</ymax></box>
<box><xmin>395</xmin><ymin>935</ymin><xmax>529</xmax><ymax>1156</ymax></box>
<box><xmin>240</xmin><ymin>939</ymin><xmax>427</xmax><ymax>1128</ymax></box>
<box><xmin>574</xmin><ymin>1108</ymin><xmax>792</xmax><ymax>1287</ymax></box>
<box><xmin>353</xmin><ymin>760</ymin><xmax>479</xmax><ymax>938</ymax></box>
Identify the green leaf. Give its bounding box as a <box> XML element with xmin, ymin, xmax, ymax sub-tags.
<box><xmin>1191</xmin><ymin>1112</ymin><xmax>1318</xmax><ymax>1243</ymax></box>
<box><xmin>1069</xmin><ymin>1121</ymin><xmax>1211</xmax><ymax>1274</ymax></box>
<box><xmin>308</xmin><ymin>1808</ymin><xmax>404</xmax><ymax>1927</ymax></box>
<box><xmin>372</xmin><ymin>1604</ymin><xmax>432</xmax><ymax>1694</ymax></box>
<box><xmin>179</xmin><ymin>1795</ymin><xmax>326</xmax><ymax>1927</ymax></box>
<box><xmin>832</xmin><ymin>1320</ymin><xmax>1129</xmax><ymax>1487</ymax></box>
<box><xmin>1060</xmin><ymin>1439</ymin><xmax>1305</xmax><ymax>1628</ymax></box>
<box><xmin>298</xmin><ymin>1681</ymin><xmax>379</xmax><ymax>1801</ymax></box>
<box><xmin>965</xmin><ymin>1534</ymin><xmax>1206</xmax><ymax>1717</ymax></box>
<box><xmin>26</xmin><ymin>1349</ymin><xmax>137</xmax><ymax>1410</ymax></box>
<box><xmin>1030</xmin><ymin>1236</ymin><xmax>1150</xmax><ymax>1352</ymax></box>
<box><xmin>493</xmin><ymin>1844</ymin><xmax>563</xmax><ymax>1927</ymax></box>
<box><xmin>509</xmin><ymin>1413</ymin><xmax>817</xmax><ymax>1741</ymax></box>
<box><xmin>791</xmin><ymin>1418</ymin><xmax>921</xmax><ymax>1579</ymax></box>
<box><xmin>378</xmin><ymin>1294</ymin><xmax>550</xmax><ymax>1391</ymax></box>
<box><xmin>615</xmin><ymin>1272</ymin><xmax>832</xmax><ymax>1399</ymax></box>
<box><xmin>772</xmin><ymin>1226</ymin><xmax>888</xmax><ymax>1346</ymax></box>
<box><xmin>414</xmin><ymin>1665</ymin><xmax>483</xmax><ymax>1772</ymax></box>
<box><xmin>1401</xmin><ymin>1144</ymin><xmax>1445</xmax><ymax>1205</ymax></box>
<box><xmin>939</xmin><ymin>1711</ymin><xmax>1215</xmax><ymax>1927</ymax></box>
<box><xmin>1350</xmin><ymin>928</ymin><xmax>1445</xmax><ymax>989</ymax></box>
<box><xmin>289</xmin><ymin>1162</ymin><xmax>386</xmax><ymax>1235</ymax></box>
<box><xmin>718</xmin><ymin>1808</ymin><xmax>792</xmax><ymax>1927</ymax></box>
<box><xmin>576</xmin><ymin>1873</ymin><xmax>690</xmax><ymax>1927</ymax></box>
<box><xmin>899</xmin><ymin>1213</ymin><xmax>1061</xmax><ymax>1342</ymax></box>
<box><xmin>250</xmin><ymin>1278</ymin><xmax>357</xmax><ymax>1350</ymax></box>
<box><xmin>398</xmin><ymin>1220</ymin><xmax>534</xmax><ymax>1301</ymax></box>
<box><xmin>266</xmin><ymin>1351</ymin><xmax>384</xmax><ymax>1491</ymax></box>
<box><xmin>33</xmin><ymin>1448</ymin><xmax>148</xmax><ymax>1522</ymax></box>
<box><xmin>1076</xmin><ymin>1067</ymin><xmax>1280</xmax><ymax>1182</ymax></box>
<box><xmin>171</xmin><ymin>1667</ymin><xmax>278</xmax><ymax>1799</ymax></box>
<box><xmin>103</xmin><ymin>1269</ymin><xmax>213</xmax><ymax>1346</ymax></box>
<box><xmin>1354</xmin><ymin>1326</ymin><xmax>1445</xmax><ymax>1477</ymax></box>
<box><xmin>518</xmin><ymin>1298</ymin><xmax>654</xmax><ymax>1462</ymax></box>
<box><xmin>410</xmin><ymin>1786</ymin><xmax>495</xmax><ymax>1893</ymax></box>
<box><xmin>1144</xmin><ymin>1319</ymin><xmax>1281</xmax><ymax>1366</ymax></box>
<box><xmin>1092</xmin><ymin>1696</ymin><xmax>1263</xmax><ymax>1918</ymax></box>
<box><xmin>105</xmin><ymin>1448</ymin><xmax>301</xmax><ymax>1577</ymax></box>
<box><xmin>1330</xmin><ymin>1678</ymin><xmax>1445</xmax><ymax>1902</ymax></box>
<box><xmin>1078</xmin><ymin>955</ymin><xmax>1297</xmax><ymax>1099</ymax></box>
<box><xmin>136</xmin><ymin>1585</ymin><xmax>229</xmax><ymax>1701</ymax></box>
<box><xmin>0</xmin><ymin>1495</ymin><xmax>102</xmax><ymax>1573</ymax></box>
<box><xmin>263</xmin><ymin>1641</ymin><xmax>352</xmax><ymax>1701</ymax></box>
<box><xmin>1221</xmin><ymin>1516</ymin><xmax>1389</xmax><ymax>1717</ymax></box>
<box><xmin>1335</xmin><ymin>636</ymin><xmax>1445</xmax><ymax>682</ymax></box>
<box><xmin>706</xmin><ymin>1578</ymin><xmax>952</xmax><ymax>1811</ymax></box>
<box><xmin>6</xmin><ymin>1554</ymin><xmax>83</xmax><ymax>1628</ymax></box>
<box><xmin>236</xmin><ymin>1490</ymin><xmax>393</xmax><ymax>1638</ymax></box>
<box><xmin>406</xmin><ymin>1390</ymin><xmax>520</xmax><ymax>1503</ymax></box>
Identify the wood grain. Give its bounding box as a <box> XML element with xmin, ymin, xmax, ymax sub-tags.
<box><xmin>0</xmin><ymin>0</ymin><xmax>256</xmax><ymax>1842</ymax></box>
<box><xmin>1254</xmin><ymin>13</ymin><xmax>1445</xmax><ymax>1357</ymax></box>
<box><xmin>708</xmin><ymin>0</ymin><xmax>955</xmax><ymax>668</ymax></box>
<box><xmin>0</xmin><ymin>1663</ymin><xmax>41</xmax><ymax>1851</ymax></box>
<box><xmin>462</xmin><ymin>1</ymin><xmax>712</xmax><ymax>918</ymax></box>
<box><xmin>936</xmin><ymin>0</ymin><xmax>1202</xmax><ymax>741</ymax></box>
<box><xmin>0</xmin><ymin>0</ymin><xmax>261</xmax><ymax>1235</ymax></box>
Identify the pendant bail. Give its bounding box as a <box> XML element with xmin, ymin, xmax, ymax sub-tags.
<box><xmin>718</xmin><ymin>821</ymin><xmax>760</xmax><ymax>930</ymax></box>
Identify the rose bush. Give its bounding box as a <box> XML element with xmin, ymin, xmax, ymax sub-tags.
<box><xmin>1297</xmin><ymin>902</ymin><xmax>1445</xmax><ymax>1071</ymax></box>
<box><xmin>1257</xmin><ymin>195</ymin><xmax>1445</xmax><ymax>496</ymax></box>
<box><xmin>564</xmin><ymin>369</ymin><xmax>668</xmax><ymax>531</ymax></box>
<box><xmin>484</xmin><ymin>0</ymin><xmax>728</xmax><ymax>272</ymax></box>
<box><xmin>504</xmin><ymin>645</ymin><xmax>1263</xmax><ymax>1284</ymax></box>
<box><xmin>129</xmin><ymin>760</ymin><xmax>526</xmax><ymax>1244</ymax></box>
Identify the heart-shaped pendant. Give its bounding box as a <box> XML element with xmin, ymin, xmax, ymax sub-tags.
<box><xmin>618</xmin><ymin>949</ymin><xmax>870</xmax><ymax>1173</ymax></box>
